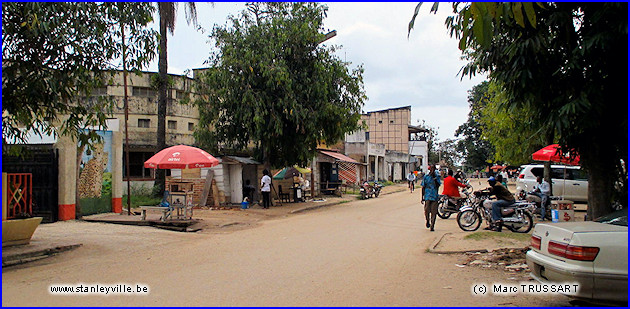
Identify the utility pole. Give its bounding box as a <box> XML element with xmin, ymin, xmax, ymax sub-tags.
<box><xmin>120</xmin><ymin>7</ymin><xmax>132</xmax><ymax>215</ymax></box>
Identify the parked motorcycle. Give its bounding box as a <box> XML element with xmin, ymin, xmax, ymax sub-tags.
<box><xmin>360</xmin><ymin>181</ymin><xmax>374</xmax><ymax>199</ymax></box>
<box><xmin>456</xmin><ymin>189</ymin><xmax>534</xmax><ymax>233</ymax></box>
<box><xmin>372</xmin><ymin>181</ymin><xmax>382</xmax><ymax>198</ymax></box>
<box><xmin>437</xmin><ymin>184</ymin><xmax>472</xmax><ymax>219</ymax></box>
<box><xmin>360</xmin><ymin>181</ymin><xmax>382</xmax><ymax>199</ymax></box>
<box><xmin>523</xmin><ymin>192</ymin><xmax>567</xmax><ymax>221</ymax></box>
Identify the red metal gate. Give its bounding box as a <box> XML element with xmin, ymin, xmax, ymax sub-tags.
<box><xmin>6</xmin><ymin>173</ymin><xmax>33</xmax><ymax>219</ymax></box>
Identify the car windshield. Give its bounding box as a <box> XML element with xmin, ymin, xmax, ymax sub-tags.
<box><xmin>594</xmin><ymin>209</ymin><xmax>628</xmax><ymax>227</ymax></box>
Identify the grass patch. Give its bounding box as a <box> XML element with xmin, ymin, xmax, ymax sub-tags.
<box><xmin>122</xmin><ymin>194</ymin><xmax>162</xmax><ymax>209</ymax></box>
<box><xmin>464</xmin><ymin>231</ymin><xmax>531</xmax><ymax>242</ymax></box>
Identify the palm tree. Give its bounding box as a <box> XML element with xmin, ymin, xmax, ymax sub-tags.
<box><xmin>154</xmin><ymin>2</ymin><xmax>198</xmax><ymax>195</ymax></box>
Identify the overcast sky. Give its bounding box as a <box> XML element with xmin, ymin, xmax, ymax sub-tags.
<box><xmin>146</xmin><ymin>2</ymin><xmax>487</xmax><ymax>141</ymax></box>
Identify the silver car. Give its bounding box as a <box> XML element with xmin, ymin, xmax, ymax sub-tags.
<box><xmin>516</xmin><ymin>164</ymin><xmax>588</xmax><ymax>202</ymax></box>
<box><xmin>526</xmin><ymin>209</ymin><xmax>628</xmax><ymax>304</ymax></box>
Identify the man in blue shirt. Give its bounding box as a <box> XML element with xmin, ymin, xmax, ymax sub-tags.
<box><xmin>421</xmin><ymin>164</ymin><xmax>441</xmax><ymax>231</ymax></box>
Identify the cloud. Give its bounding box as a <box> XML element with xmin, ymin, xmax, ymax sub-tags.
<box><xmin>151</xmin><ymin>2</ymin><xmax>487</xmax><ymax>140</ymax></box>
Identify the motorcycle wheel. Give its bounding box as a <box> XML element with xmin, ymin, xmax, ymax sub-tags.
<box><xmin>505</xmin><ymin>211</ymin><xmax>534</xmax><ymax>233</ymax></box>
<box><xmin>437</xmin><ymin>200</ymin><xmax>452</xmax><ymax>219</ymax></box>
<box><xmin>374</xmin><ymin>189</ymin><xmax>380</xmax><ymax>198</ymax></box>
<box><xmin>360</xmin><ymin>192</ymin><xmax>366</xmax><ymax>200</ymax></box>
<box><xmin>457</xmin><ymin>210</ymin><xmax>481</xmax><ymax>232</ymax></box>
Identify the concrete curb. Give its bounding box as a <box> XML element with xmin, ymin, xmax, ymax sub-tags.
<box><xmin>2</xmin><ymin>244</ymin><xmax>83</xmax><ymax>267</ymax></box>
<box><xmin>427</xmin><ymin>232</ymin><xmax>489</xmax><ymax>254</ymax></box>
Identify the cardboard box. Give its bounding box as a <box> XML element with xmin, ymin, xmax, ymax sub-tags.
<box><xmin>551</xmin><ymin>200</ymin><xmax>574</xmax><ymax>210</ymax></box>
<box><xmin>551</xmin><ymin>209</ymin><xmax>575</xmax><ymax>222</ymax></box>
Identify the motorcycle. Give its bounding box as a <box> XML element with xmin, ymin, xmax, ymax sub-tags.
<box><xmin>524</xmin><ymin>192</ymin><xmax>563</xmax><ymax>221</ymax></box>
<box><xmin>360</xmin><ymin>181</ymin><xmax>382</xmax><ymax>199</ymax></box>
<box><xmin>456</xmin><ymin>189</ymin><xmax>534</xmax><ymax>233</ymax></box>
<box><xmin>360</xmin><ymin>181</ymin><xmax>374</xmax><ymax>199</ymax></box>
<box><xmin>373</xmin><ymin>181</ymin><xmax>382</xmax><ymax>198</ymax></box>
<box><xmin>437</xmin><ymin>184</ymin><xmax>473</xmax><ymax>219</ymax></box>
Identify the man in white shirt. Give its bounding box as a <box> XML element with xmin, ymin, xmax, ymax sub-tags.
<box><xmin>260</xmin><ymin>169</ymin><xmax>272</xmax><ymax>209</ymax></box>
<box><xmin>532</xmin><ymin>176</ymin><xmax>551</xmax><ymax>220</ymax></box>
<box><xmin>406</xmin><ymin>171</ymin><xmax>416</xmax><ymax>193</ymax></box>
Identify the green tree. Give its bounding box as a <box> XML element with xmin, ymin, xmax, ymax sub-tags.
<box><xmin>410</xmin><ymin>2</ymin><xmax>627</xmax><ymax>219</ymax></box>
<box><xmin>455</xmin><ymin>81</ymin><xmax>494</xmax><ymax>170</ymax></box>
<box><xmin>476</xmin><ymin>81</ymin><xmax>546</xmax><ymax>166</ymax></box>
<box><xmin>194</xmin><ymin>2</ymin><xmax>366</xmax><ymax>168</ymax></box>
<box><xmin>416</xmin><ymin>121</ymin><xmax>439</xmax><ymax>164</ymax></box>
<box><xmin>154</xmin><ymin>2</ymin><xmax>199</xmax><ymax>195</ymax></box>
<box><xmin>436</xmin><ymin>139</ymin><xmax>463</xmax><ymax>168</ymax></box>
<box><xmin>2</xmin><ymin>2</ymin><xmax>157</xmax><ymax>149</ymax></box>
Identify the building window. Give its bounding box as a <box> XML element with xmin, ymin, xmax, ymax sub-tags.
<box><xmin>378</xmin><ymin>120</ymin><xmax>383</xmax><ymax>124</ymax></box>
<box><xmin>92</xmin><ymin>87</ymin><xmax>108</xmax><ymax>96</ymax></box>
<box><xmin>168</xmin><ymin>120</ymin><xmax>177</xmax><ymax>130</ymax></box>
<box><xmin>138</xmin><ymin>119</ymin><xmax>150</xmax><ymax>128</ymax></box>
<box><xmin>132</xmin><ymin>87</ymin><xmax>157</xmax><ymax>98</ymax></box>
<box><xmin>365</xmin><ymin>132</ymin><xmax>370</xmax><ymax>140</ymax></box>
<box><xmin>125</xmin><ymin>152</ymin><xmax>155</xmax><ymax>179</ymax></box>
<box><xmin>390</xmin><ymin>120</ymin><xmax>394</xmax><ymax>124</ymax></box>
<box><xmin>188</xmin><ymin>122</ymin><xmax>194</xmax><ymax>131</ymax></box>
<box><xmin>176</xmin><ymin>90</ymin><xmax>190</xmax><ymax>100</ymax></box>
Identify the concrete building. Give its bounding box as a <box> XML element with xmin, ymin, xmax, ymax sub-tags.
<box><xmin>344</xmin><ymin>106</ymin><xmax>429</xmax><ymax>181</ymax></box>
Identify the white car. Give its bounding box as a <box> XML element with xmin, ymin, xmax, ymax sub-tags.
<box><xmin>516</xmin><ymin>164</ymin><xmax>588</xmax><ymax>202</ymax></box>
<box><xmin>526</xmin><ymin>209</ymin><xmax>628</xmax><ymax>304</ymax></box>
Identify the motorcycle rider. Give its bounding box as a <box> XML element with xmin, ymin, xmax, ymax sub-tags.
<box><xmin>442</xmin><ymin>169</ymin><xmax>470</xmax><ymax>208</ymax></box>
<box><xmin>527</xmin><ymin>176</ymin><xmax>551</xmax><ymax>220</ymax></box>
<box><xmin>484</xmin><ymin>176</ymin><xmax>515</xmax><ymax>232</ymax></box>
<box><xmin>407</xmin><ymin>171</ymin><xmax>417</xmax><ymax>193</ymax></box>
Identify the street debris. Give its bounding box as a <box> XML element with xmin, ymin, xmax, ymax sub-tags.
<box><xmin>457</xmin><ymin>247</ymin><xmax>533</xmax><ymax>277</ymax></box>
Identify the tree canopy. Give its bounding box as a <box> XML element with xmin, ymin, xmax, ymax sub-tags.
<box><xmin>2</xmin><ymin>2</ymin><xmax>157</xmax><ymax>149</ymax></box>
<box><xmin>455</xmin><ymin>81</ymin><xmax>494</xmax><ymax>170</ymax></box>
<box><xmin>410</xmin><ymin>2</ymin><xmax>628</xmax><ymax>218</ymax></box>
<box><xmin>194</xmin><ymin>2</ymin><xmax>366</xmax><ymax>167</ymax></box>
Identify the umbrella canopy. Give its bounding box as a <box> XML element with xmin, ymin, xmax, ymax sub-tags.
<box><xmin>144</xmin><ymin>145</ymin><xmax>220</xmax><ymax>169</ymax></box>
<box><xmin>532</xmin><ymin>144</ymin><xmax>580</xmax><ymax>166</ymax></box>
<box><xmin>273</xmin><ymin>166</ymin><xmax>312</xmax><ymax>180</ymax></box>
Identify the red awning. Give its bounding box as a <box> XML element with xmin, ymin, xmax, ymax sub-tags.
<box><xmin>319</xmin><ymin>150</ymin><xmax>361</xmax><ymax>164</ymax></box>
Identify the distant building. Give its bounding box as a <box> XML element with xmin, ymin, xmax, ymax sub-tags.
<box><xmin>343</xmin><ymin>106</ymin><xmax>429</xmax><ymax>181</ymax></box>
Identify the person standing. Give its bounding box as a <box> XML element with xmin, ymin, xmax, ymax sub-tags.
<box><xmin>260</xmin><ymin>169</ymin><xmax>272</xmax><ymax>209</ymax></box>
<box><xmin>406</xmin><ymin>171</ymin><xmax>417</xmax><ymax>193</ymax></box>
<box><xmin>421</xmin><ymin>164</ymin><xmax>441</xmax><ymax>231</ymax></box>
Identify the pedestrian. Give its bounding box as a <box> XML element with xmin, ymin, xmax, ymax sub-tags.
<box><xmin>406</xmin><ymin>171</ymin><xmax>417</xmax><ymax>193</ymax></box>
<box><xmin>260</xmin><ymin>169</ymin><xmax>272</xmax><ymax>209</ymax></box>
<box><xmin>421</xmin><ymin>164</ymin><xmax>441</xmax><ymax>231</ymax></box>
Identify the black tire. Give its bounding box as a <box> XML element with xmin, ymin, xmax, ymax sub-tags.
<box><xmin>457</xmin><ymin>210</ymin><xmax>481</xmax><ymax>231</ymax></box>
<box><xmin>437</xmin><ymin>200</ymin><xmax>452</xmax><ymax>219</ymax></box>
<box><xmin>374</xmin><ymin>189</ymin><xmax>381</xmax><ymax>198</ymax></box>
<box><xmin>505</xmin><ymin>211</ymin><xmax>534</xmax><ymax>233</ymax></box>
<box><xmin>360</xmin><ymin>192</ymin><xmax>366</xmax><ymax>200</ymax></box>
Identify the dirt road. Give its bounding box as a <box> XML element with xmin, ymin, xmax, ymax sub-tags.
<box><xmin>2</xmin><ymin>188</ymin><xmax>569</xmax><ymax>306</ymax></box>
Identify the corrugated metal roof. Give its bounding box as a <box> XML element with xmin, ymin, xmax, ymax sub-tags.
<box><xmin>319</xmin><ymin>150</ymin><xmax>362</xmax><ymax>164</ymax></box>
<box><xmin>222</xmin><ymin>156</ymin><xmax>260</xmax><ymax>165</ymax></box>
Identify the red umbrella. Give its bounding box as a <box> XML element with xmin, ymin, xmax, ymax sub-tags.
<box><xmin>144</xmin><ymin>145</ymin><xmax>220</xmax><ymax>169</ymax></box>
<box><xmin>532</xmin><ymin>144</ymin><xmax>580</xmax><ymax>166</ymax></box>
